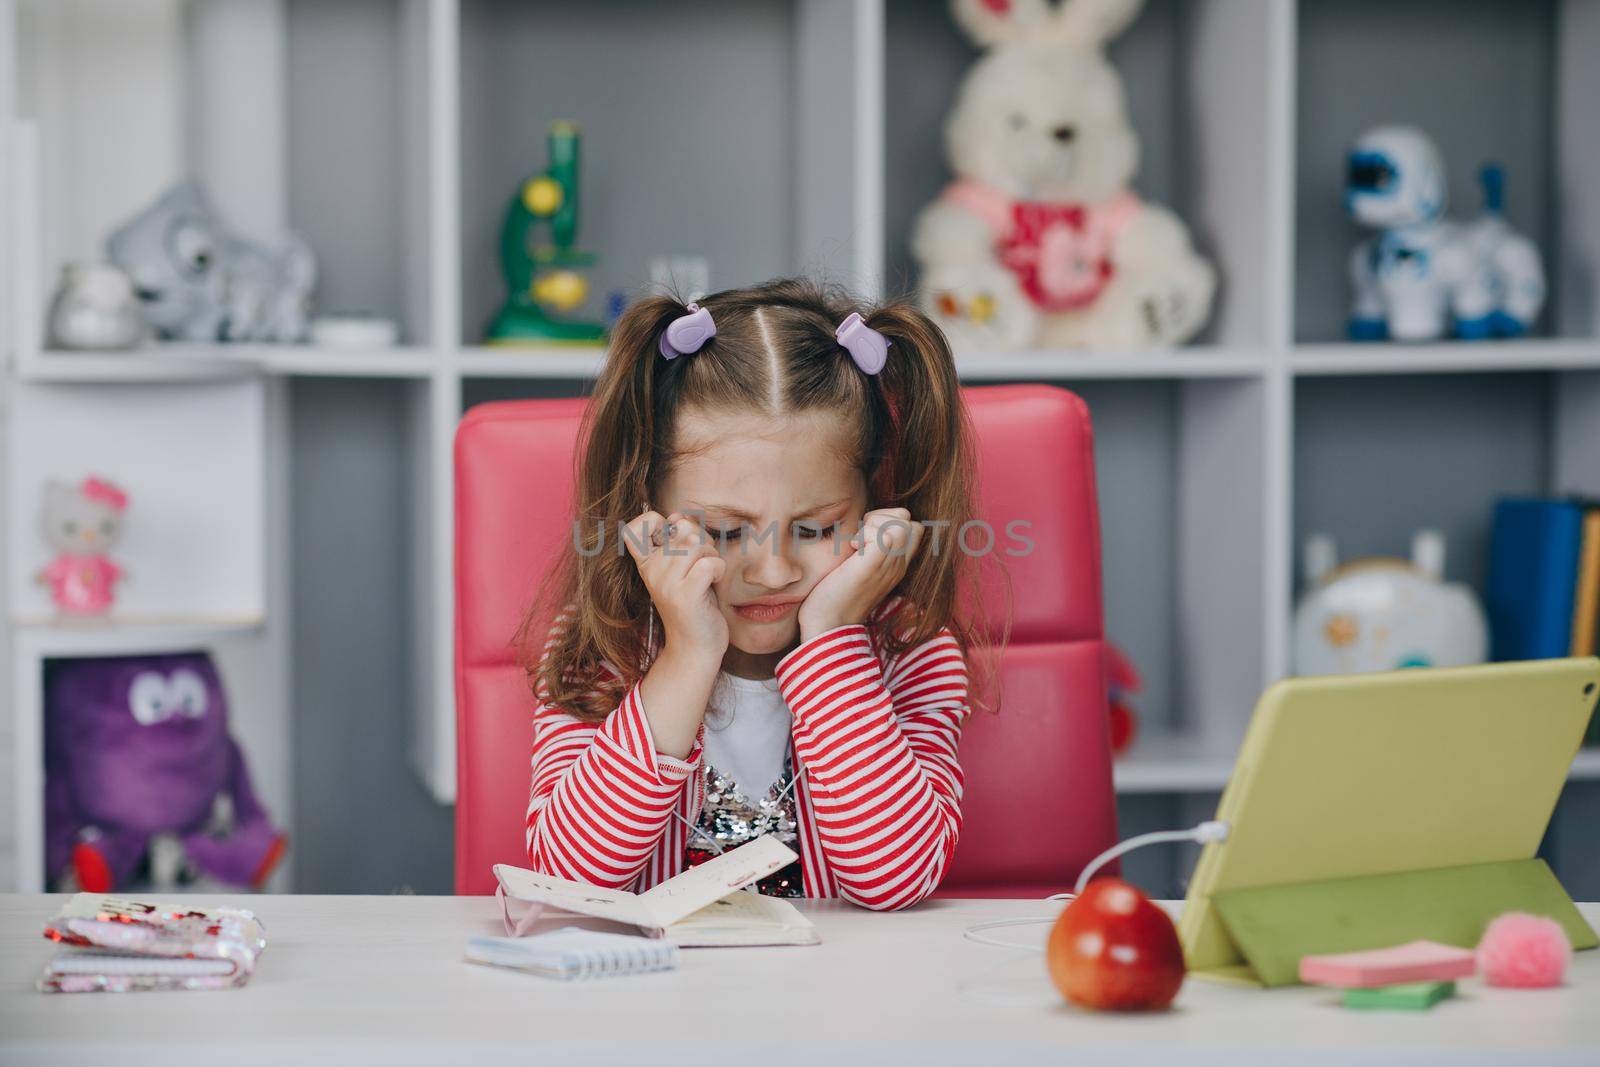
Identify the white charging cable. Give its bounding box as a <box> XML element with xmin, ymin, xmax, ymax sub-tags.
<box><xmin>962</xmin><ymin>819</ymin><xmax>1230</xmax><ymax>950</ymax></box>
<box><xmin>1070</xmin><ymin>820</ymin><xmax>1230</xmax><ymax>896</ymax></box>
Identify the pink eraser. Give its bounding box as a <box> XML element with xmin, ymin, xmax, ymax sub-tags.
<box><xmin>1299</xmin><ymin>940</ymin><xmax>1478</xmax><ymax>988</ymax></box>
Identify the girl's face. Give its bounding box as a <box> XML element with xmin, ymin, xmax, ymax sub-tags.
<box><xmin>656</xmin><ymin>406</ymin><xmax>867</xmax><ymax>667</ymax></box>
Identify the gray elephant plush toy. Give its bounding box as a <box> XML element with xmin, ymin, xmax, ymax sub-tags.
<box><xmin>106</xmin><ymin>180</ymin><xmax>316</xmax><ymax>343</ymax></box>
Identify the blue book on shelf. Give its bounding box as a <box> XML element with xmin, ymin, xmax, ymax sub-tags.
<box><xmin>1487</xmin><ymin>498</ymin><xmax>1585</xmax><ymax>661</ymax></box>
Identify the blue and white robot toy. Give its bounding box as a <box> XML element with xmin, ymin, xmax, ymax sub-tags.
<box><xmin>1346</xmin><ymin>125</ymin><xmax>1545</xmax><ymax>342</ymax></box>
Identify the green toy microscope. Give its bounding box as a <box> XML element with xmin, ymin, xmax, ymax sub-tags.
<box><xmin>485</xmin><ymin>121</ymin><xmax>607</xmax><ymax>344</ymax></box>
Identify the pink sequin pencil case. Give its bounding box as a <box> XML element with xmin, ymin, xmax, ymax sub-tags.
<box><xmin>38</xmin><ymin>893</ymin><xmax>267</xmax><ymax>993</ymax></box>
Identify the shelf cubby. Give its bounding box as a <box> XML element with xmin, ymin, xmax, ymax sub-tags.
<box><xmin>1292</xmin><ymin>371</ymin><xmax>1552</xmax><ymax>601</ymax></box>
<box><xmin>8</xmin><ymin>620</ymin><xmax>289</xmax><ymax>894</ymax></box>
<box><xmin>4</xmin><ymin>378</ymin><xmax>267</xmax><ymax>625</ymax></box>
<box><xmin>885</xmin><ymin>0</ymin><xmax>1291</xmax><ymax>349</ymax></box>
<box><xmin>458</xmin><ymin>0</ymin><xmax>872</xmax><ymax>345</ymax></box>
<box><xmin>285</xmin><ymin>374</ymin><xmax>453</xmax><ymax>894</ymax></box>
<box><xmin>286</xmin><ymin>0</ymin><xmax>435</xmax><ymax>347</ymax></box>
<box><xmin>18</xmin><ymin>0</ymin><xmax>435</xmax><ymax>350</ymax></box>
<box><xmin>1292</xmin><ymin>0</ymin><xmax>1600</xmax><ymax>345</ymax></box>
<box><xmin>1292</xmin><ymin>365</ymin><xmax>1600</xmax><ymax>611</ymax></box>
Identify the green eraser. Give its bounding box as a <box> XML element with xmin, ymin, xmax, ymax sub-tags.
<box><xmin>1341</xmin><ymin>981</ymin><xmax>1456</xmax><ymax>1011</ymax></box>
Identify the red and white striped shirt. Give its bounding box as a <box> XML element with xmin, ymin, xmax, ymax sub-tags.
<box><xmin>526</xmin><ymin>621</ymin><xmax>970</xmax><ymax>911</ymax></box>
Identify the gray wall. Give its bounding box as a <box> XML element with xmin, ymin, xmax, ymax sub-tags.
<box><xmin>287</xmin><ymin>0</ymin><xmax>410</xmax><ymax>332</ymax></box>
<box><xmin>1293</xmin><ymin>372</ymin><xmax>1551</xmax><ymax>592</ymax></box>
<box><xmin>1117</xmin><ymin>792</ymin><xmax>1218</xmax><ymax>899</ymax></box>
<box><xmin>462</xmin><ymin>377</ymin><xmax>591</xmax><ymax>410</ymax></box>
<box><xmin>1547</xmin><ymin>784</ymin><xmax>1600</xmax><ymax>902</ymax></box>
<box><xmin>1074</xmin><ymin>380</ymin><xmax>1178</xmax><ymax>737</ymax></box>
<box><xmin>1295</xmin><ymin>0</ymin><xmax>1556</xmax><ymax>341</ymax></box>
<box><xmin>288</xmin><ymin>378</ymin><xmax>453</xmax><ymax>894</ymax></box>
<box><xmin>286</xmin><ymin>1</ymin><xmax>450</xmax><ymax>894</ymax></box>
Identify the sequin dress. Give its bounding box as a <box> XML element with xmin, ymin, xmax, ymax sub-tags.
<box><xmin>682</xmin><ymin>673</ymin><xmax>804</xmax><ymax>897</ymax></box>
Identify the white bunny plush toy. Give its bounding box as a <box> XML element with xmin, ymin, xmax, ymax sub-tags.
<box><xmin>912</xmin><ymin>0</ymin><xmax>1215</xmax><ymax>351</ymax></box>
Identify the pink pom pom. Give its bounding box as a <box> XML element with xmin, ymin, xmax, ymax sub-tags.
<box><xmin>1477</xmin><ymin>913</ymin><xmax>1572</xmax><ymax>989</ymax></box>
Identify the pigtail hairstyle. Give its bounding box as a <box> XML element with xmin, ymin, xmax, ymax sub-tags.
<box><xmin>520</xmin><ymin>278</ymin><xmax>1007</xmax><ymax>723</ymax></box>
<box><xmin>856</xmin><ymin>299</ymin><xmax>1010</xmax><ymax>714</ymax></box>
<box><xmin>518</xmin><ymin>293</ymin><xmax>684</xmax><ymax>723</ymax></box>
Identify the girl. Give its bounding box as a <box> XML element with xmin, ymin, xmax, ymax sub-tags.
<box><xmin>520</xmin><ymin>278</ymin><xmax>996</xmax><ymax>911</ymax></box>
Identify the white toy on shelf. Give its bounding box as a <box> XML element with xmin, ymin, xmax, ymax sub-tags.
<box><xmin>1346</xmin><ymin>125</ymin><xmax>1546</xmax><ymax>342</ymax></box>
<box><xmin>911</xmin><ymin>0</ymin><xmax>1215</xmax><ymax>352</ymax></box>
<box><xmin>106</xmin><ymin>181</ymin><xmax>316</xmax><ymax>344</ymax></box>
<box><xmin>46</xmin><ymin>264</ymin><xmax>146</xmax><ymax>351</ymax></box>
<box><xmin>1292</xmin><ymin>529</ymin><xmax>1488</xmax><ymax>677</ymax></box>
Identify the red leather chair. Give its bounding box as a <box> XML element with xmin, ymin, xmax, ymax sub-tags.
<box><xmin>454</xmin><ymin>383</ymin><xmax>1118</xmax><ymax>896</ymax></box>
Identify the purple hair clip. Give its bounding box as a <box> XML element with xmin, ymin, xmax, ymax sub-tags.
<box><xmin>658</xmin><ymin>302</ymin><xmax>716</xmax><ymax>359</ymax></box>
<box><xmin>835</xmin><ymin>312</ymin><xmax>889</xmax><ymax>375</ymax></box>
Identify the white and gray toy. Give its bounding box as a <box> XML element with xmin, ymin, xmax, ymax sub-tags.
<box><xmin>106</xmin><ymin>180</ymin><xmax>316</xmax><ymax>343</ymax></box>
<box><xmin>1292</xmin><ymin>529</ymin><xmax>1487</xmax><ymax>677</ymax></box>
<box><xmin>1346</xmin><ymin>125</ymin><xmax>1545</xmax><ymax>342</ymax></box>
<box><xmin>46</xmin><ymin>263</ymin><xmax>146</xmax><ymax>350</ymax></box>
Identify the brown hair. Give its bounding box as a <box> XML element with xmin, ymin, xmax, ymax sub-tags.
<box><xmin>519</xmin><ymin>277</ymin><xmax>1007</xmax><ymax>722</ymax></box>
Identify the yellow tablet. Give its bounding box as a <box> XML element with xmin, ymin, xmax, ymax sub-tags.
<box><xmin>1180</xmin><ymin>657</ymin><xmax>1600</xmax><ymax>986</ymax></box>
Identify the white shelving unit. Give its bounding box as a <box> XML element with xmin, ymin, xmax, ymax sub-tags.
<box><xmin>3</xmin><ymin>0</ymin><xmax>1598</xmax><ymax>894</ymax></box>
<box><xmin>1289</xmin><ymin>339</ymin><xmax>1600</xmax><ymax>376</ymax></box>
<box><xmin>15</xmin><ymin>343</ymin><xmax>442</xmax><ymax>383</ymax></box>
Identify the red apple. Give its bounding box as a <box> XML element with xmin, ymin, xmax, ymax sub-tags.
<box><xmin>1047</xmin><ymin>878</ymin><xmax>1185</xmax><ymax>1011</ymax></box>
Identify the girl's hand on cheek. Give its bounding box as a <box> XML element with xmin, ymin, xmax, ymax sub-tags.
<box><xmin>624</xmin><ymin>510</ymin><xmax>729</xmax><ymax>665</ymax></box>
<box><xmin>797</xmin><ymin>507</ymin><xmax>923</xmax><ymax>642</ymax></box>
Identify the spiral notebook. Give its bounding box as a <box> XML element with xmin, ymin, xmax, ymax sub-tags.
<box><xmin>466</xmin><ymin>927</ymin><xmax>678</xmax><ymax>981</ymax></box>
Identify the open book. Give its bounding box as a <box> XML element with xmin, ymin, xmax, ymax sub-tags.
<box><xmin>493</xmin><ymin>836</ymin><xmax>820</xmax><ymax>947</ymax></box>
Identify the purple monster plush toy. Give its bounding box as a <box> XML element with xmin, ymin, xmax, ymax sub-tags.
<box><xmin>45</xmin><ymin>651</ymin><xmax>286</xmax><ymax>892</ymax></box>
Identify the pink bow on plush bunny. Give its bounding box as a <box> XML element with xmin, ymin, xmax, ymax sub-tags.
<box><xmin>944</xmin><ymin>181</ymin><xmax>1141</xmax><ymax>312</ymax></box>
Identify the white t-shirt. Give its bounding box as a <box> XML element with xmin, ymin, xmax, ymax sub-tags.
<box><xmin>701</xmin><ymin>672</ymin><xmax>793</xmax><ymax>799</ymax></box>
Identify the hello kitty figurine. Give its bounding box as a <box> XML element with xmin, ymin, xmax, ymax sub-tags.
<box><xmin>912</xmin><ymin>0</ymin><xmax>1215</xmax><ymax>351</ymax></box>
<box><xmin>38</xmin><ymin>476</ymin><xmax>129</xmax><ymax>616</ymax></box>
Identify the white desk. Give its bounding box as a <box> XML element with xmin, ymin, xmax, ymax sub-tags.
<box><xmin>1</xmin><ymin>894</ymin><xmax>1597</xmax><ymax>1065</ymax></box>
